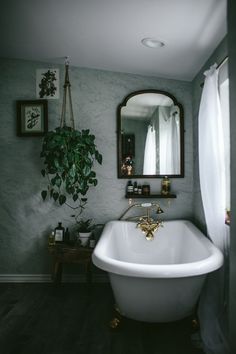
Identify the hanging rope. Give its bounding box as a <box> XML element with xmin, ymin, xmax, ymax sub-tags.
<box><xmin>60</xmin><ymin>57</ymin><xmax>75</xmax><ymax>129</ymax></box>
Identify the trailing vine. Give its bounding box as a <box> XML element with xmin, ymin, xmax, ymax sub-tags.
<box><xmin>40</xmin><ymin>126</ymin><xmax>102</xmax><ymax>214</ymax></box>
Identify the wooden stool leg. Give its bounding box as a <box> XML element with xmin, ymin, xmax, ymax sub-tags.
<box><xmin>54</xmin><ymin>261</ymin><xmax>63</xmax><ymax>284</ymax></box>
<box><xmin>85</xmin><ymin>261</ymin><xmax>92</xmax><ymax>284</ymax></box>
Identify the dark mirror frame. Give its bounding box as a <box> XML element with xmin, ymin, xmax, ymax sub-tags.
<box><xmin>117</xmin><ymin>89</ymin><xmax>185</xmax><ymax>178</ymax></box>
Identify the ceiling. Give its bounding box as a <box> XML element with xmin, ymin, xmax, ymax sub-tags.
<box><xmin>0</xmin><ymin>0</ymin><xmax>227</xmax><ymax>81</ymax></box>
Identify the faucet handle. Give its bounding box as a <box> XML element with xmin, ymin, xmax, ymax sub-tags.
<box><xmin>140</xmin><ymin>202</ymin><xmax>152</xmax><ymax>208</ymax></box>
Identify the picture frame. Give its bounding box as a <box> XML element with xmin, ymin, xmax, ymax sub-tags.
<box><xmin>17</xmin><ymin>100</ymin><xmax>48</xmax><ymax>137</ymax></box>
<box><xmin>36</xmin><ymin>68</ymin><xmax>60</xmax><ymax>99</ymax></box>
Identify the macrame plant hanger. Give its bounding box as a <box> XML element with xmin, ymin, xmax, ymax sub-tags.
<box><xmin>60</xmin><ymin>57</ymin><xmax>75</xmax><ymax>129</ymax></box>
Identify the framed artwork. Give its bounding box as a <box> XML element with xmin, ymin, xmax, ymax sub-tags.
<box><xmin>17</xmin><ymin>100</ymin><xmax>48</xmax><ymax>137</ymax></box>
<box><xmin>36</xmin><ymin>68</ymin><xmax>60</xmax><ymax>99</ymax></box>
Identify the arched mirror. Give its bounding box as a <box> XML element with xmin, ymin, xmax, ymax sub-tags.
<box><xmin>117</xmin><ymin>90</ymin><xmax>184</xmax><ymax>178</ymax></box>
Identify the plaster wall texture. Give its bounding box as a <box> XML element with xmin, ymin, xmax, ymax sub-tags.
<box><xmin>0</xmin><ymin>58</ymin><xmax>193</xmax><ymax>274</ymax></box>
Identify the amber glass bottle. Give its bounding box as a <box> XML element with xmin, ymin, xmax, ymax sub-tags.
<box><xmin>161</xmin><ymin>176</ymin><xmax>171</xmax><ymax>195</ymax></box>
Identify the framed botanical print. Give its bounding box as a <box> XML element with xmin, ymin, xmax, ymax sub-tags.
<box><xmin>36</xmin><ymin>68</ymin><xmax>60</xmax><ymax>99</ymax></box>
<box><xmin>17</xmin><ymin>100</ymin><xmax>48</xmax><ymax>137</ymax></box>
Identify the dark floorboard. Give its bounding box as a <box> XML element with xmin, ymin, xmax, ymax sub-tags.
<box><xmin>0</xmin><ymin>283</ymin><xmax>205</xmax><ymax>354</ymax></box>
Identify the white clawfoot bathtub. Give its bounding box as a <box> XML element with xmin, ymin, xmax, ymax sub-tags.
<box><xmin>92</xmin><ymin>220</ymin><xmax>223</xmax><ymax>323</ymax></box>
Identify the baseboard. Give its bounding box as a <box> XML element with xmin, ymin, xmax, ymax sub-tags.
<box><xmin>0</xmin><ymin>273</ymin><xmax>109</xmax><ymax>283</ymax></box>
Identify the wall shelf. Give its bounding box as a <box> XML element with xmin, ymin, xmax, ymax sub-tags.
<box><xmin>125</xmin><ymin>193</ymin><xmax>176</xmax><ymax>199</ymax></box>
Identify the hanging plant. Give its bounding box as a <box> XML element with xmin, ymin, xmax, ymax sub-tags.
<box><xmin>40</xmin><ymin>59</ymin><xmax>102</xmax><ymax>213</ymax></box>
<box><xmin>40</xmin><ymin>126</ymin><xmax>102</xmax><ymax>207</ymax></box>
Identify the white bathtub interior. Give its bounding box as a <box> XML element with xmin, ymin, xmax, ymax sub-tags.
<box><xmin>105</xmin><ymin>221</ymin><xmax>210</xmax><ymax>265</ymax></box>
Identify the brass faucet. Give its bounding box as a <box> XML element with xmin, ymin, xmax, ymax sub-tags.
<box><xmin>119</xmin><ymin>202</ymin><xmax>164</xmax><ymax>240</ymax></box>
<box><xmin>136</xmin><ymin>203</ymin><xmax>163</xmax><ymax>240</ymax></box>
<box><xmin>137</xmin><ymin>218</ymin><xmax>161</xmax><ymax>240</ymax></box>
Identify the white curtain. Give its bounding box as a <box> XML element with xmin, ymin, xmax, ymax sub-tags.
<box><xmin>198</xmin><ymin>64</ymin><xmax>229</xmax><ymax>354</ymax></box>
<box><xmin>198</xmin><ymin>64</ymin><xmax>226</xmax><ymax>251</ymax></box>
<box><xmin>143</xmin><ymin>125</ymin><xmax>156</xmax><ymax>174</ymax></box>
<box><xmin>169</xmin><ymin>106</ymin><xmax>180</xmax><ymax>174</ymax></box>
<box><xmin>159</xmin><ymin>106</ymin><xmax>180</xmax><ymax>174</ymax></box>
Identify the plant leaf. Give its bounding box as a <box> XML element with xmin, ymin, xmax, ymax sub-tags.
<box><xmin>41</xmin><ymin>190</ymin><xmax>47</xmax><ymax>200</ymax></box>
<box><xmin>53</xmin><ymin>192</ymin><xmax>59</xmax><ymax>201</ymax></box>
<box><xmin>95</xmin><ymin>151</ymin><xmax>103</xmax><ymax>164</ymax></box>
<box><xmin>73</xmin><ymin>193</ymin><xmax>78</xmax><ymax>202</ymax></box>
<box><xmin>59</xmin><ymin>194</ymin><xmax>66</xmax><ymax>205</ymax></box>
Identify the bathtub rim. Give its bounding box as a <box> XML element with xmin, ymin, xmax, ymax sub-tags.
<box><xmin>92</xmin><ymin>220</ymin><xmax>224</xmax><ymax>278</ymax></box>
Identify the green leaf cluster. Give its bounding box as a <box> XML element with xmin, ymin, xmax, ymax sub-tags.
<box><xmin>40</xmin><ymin>126</ymin><xmax>102</xmax><ymax>206</ymax></box>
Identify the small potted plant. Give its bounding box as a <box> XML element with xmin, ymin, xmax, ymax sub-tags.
<box><xmin>76</xmin><ymin>218</ymin><xmax>94</xmax><ymax>246</ymax></box>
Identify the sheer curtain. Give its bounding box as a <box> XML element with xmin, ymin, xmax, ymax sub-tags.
<box><xmin>168</xmin><ymin>106</ymin><xmax>180</xmax><ymax>174</ymax></box>
<box><xmin>198</xmin><ymin>64</ymin><xmax>229</xmax><ymax>354</ymax></box>
<box><xmin>159</xmin><ymin>106</ymin><xmax>180</xmax><ymax>174</ymax></box>
<box><xmin>143</xmin><ymin>125</ymin><xmax>156</xmax><ymax>174</ymax></box>
<box><xmin>159</xmin><ymin>106</ymin><xmax>171</xmax><ymax>174</ymax></box>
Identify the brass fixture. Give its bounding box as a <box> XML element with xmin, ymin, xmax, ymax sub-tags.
<box><xmin>137</xmin><ymin>204</ymin><xmax>163</xmax><ymax>240</ymax></box>
<box><xmin>110</xmin><ymin>317</ymin><xmax>121</xmax><ymax>329</ymax></box>
<box><xmin>119</xmin><ymin>202</ymin><xmax>163</xmax><ymax>240</ymax></box>
<box><xmin>110</xmin><ymin>304</ymin><xmax>122</xmax><ymax>329</ymax></box>
<box><xmin>191</xmin><ymin>317</ymin><xmax>200</xmax><ymax>331</ymax></box>
<box><xmin>119</xmin><ymin>202</ymin><xmax>163</xmax><ymax>220</ymax></box>
<box><xmin>137</xmin><ymin>217</ymin><xmax>162</xmax><ymax>241</ymax></box>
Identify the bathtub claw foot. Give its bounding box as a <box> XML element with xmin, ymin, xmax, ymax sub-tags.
<box><xmin>110</xmin><ymin>317</ymin><xmax>121</xmax><ymax>329</ymax></box>
<box><xmin>109</xmin><ymin>304</ymin><xmax>122</xmax><ymax>329</ymax></box>
<box><xmin>191</xmin><ymin>317</ymin><xmax>199</xmax><ymax>331</ymax></box>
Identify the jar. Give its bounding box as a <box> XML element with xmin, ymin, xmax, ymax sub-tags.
<box><xmin>142</xmin><ymin>184</ymin><xmax>150</xmax><ymax>195</ymax></box>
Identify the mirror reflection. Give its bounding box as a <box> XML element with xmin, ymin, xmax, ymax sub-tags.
<box><xmin>117</xmin><ymin>90</ymin><xmax>184</xmax><ymax>178</ymax></box>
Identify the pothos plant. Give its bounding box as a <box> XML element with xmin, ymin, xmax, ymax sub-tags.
<box><xmin>40</xmin><ymin>125</ymin><xmax>102</xmax><ymax>214</ymax></box>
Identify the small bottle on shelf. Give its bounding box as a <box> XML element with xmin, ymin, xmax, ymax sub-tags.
<box><xmin>48</xmin><ymin>231</ymin><xmax>55</xmax><ymax>246</ymax></box>
<box><xmin>133</xmin><ymin>181</ymin><xmax>138</xmax><ymax>194</ymax></box>
<box><xmin>126</xmin><ymin>180</ymin><xmax>134</xmax><ymax>195</ymax></box>
<box><xmin>142</xmin><ymin>183</ymin><xmax>150</xmax><ymax>195</ymax></box>
<box><xmin>161</xmin><ymin>176</ymin><xmax>171</xmax><ymax>195</ymax></box>
<box><xmin>54</xmin><ymin>222</ymin><xmax>65</xmax><ymax>242</ymax></box>
<box><xmin>138</xmin><ymin>185</ymin><xmax>142</xmax><ymax>195</ymax></box>
<box><xmin>89</xmin><ymin>233</ymin><xmax>96</xmax><ymax>248</ymax></box>
<box><xmin>64</xmin><ymin>228</ymin><xmax>70</xmax><ymax>243</ymax></box>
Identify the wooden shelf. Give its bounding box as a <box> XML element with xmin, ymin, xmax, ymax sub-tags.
<box><xmin>125</xmin><ymin>193</ymin><xmax>176</xmax><ymax>199</ymax></box>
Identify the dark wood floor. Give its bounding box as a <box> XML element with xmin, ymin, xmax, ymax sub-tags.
<box><xmin>0</xmin><ymin>283</ymin><xmax>205</xmax><ymax>354</ymax></box>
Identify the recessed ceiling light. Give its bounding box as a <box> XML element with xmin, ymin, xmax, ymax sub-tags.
<box><xmin>141</xmin><ymin>38</ymin><xmax>165</xmax><ymax>48</ymax></box>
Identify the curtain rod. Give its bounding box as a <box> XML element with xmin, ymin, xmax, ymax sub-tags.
<box><xmin>200</xmin><ymin>55</ymin><xmax>228</xmax><ymax>88</ymax></box>
<box><xmin>217</xmin><ymin>55</ymin><xmax>228</xmax><ymax>70</ymax></box>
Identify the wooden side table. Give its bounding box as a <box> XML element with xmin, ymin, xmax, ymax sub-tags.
<box><xmin>48</xmin><ymin>244</ymin><xmax>93</xmax><ymax>284</ymax></box>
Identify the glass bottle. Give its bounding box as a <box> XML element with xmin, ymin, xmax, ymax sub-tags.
<box><xmin>127</xmin><ymin>180</ymin><xmax>134</xmax><ymax>195</ymax></box>
<box><xmin>138</xmin><ymin>185</ymin><xmax>142</xmax><ymax>195</ymax></box>
<box><xmin>133</xmin><ymin>181</ymin><xmax>138</xmax><ymax>194</ymax></box>
<box><xmin>142</xmin><ymin>184</ymin><xmax>150</xmax><ymax>195</ymax></box>
<box><xmin>54</xmin><ymin>222</ymin><xmax>65</xmax><ymax>242</ymax></box>
<box><xmin>161</xmin><ymin>176</ymin><xmax>171</xmax><ymax>195</ymax></box>
<box><xmin>48</xmin><ymin>231</ymin><xmax>55</xmax><ymax>246</ymax></box>
<box><xmin>64</xmin><ymin>227</ymin><xmax>70</xmax><ymax>243</ymax></box>
<box><xmin>89</xmin><ymin>233</ymin><xmax>96</xmax><ymax>248</ymax></box>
